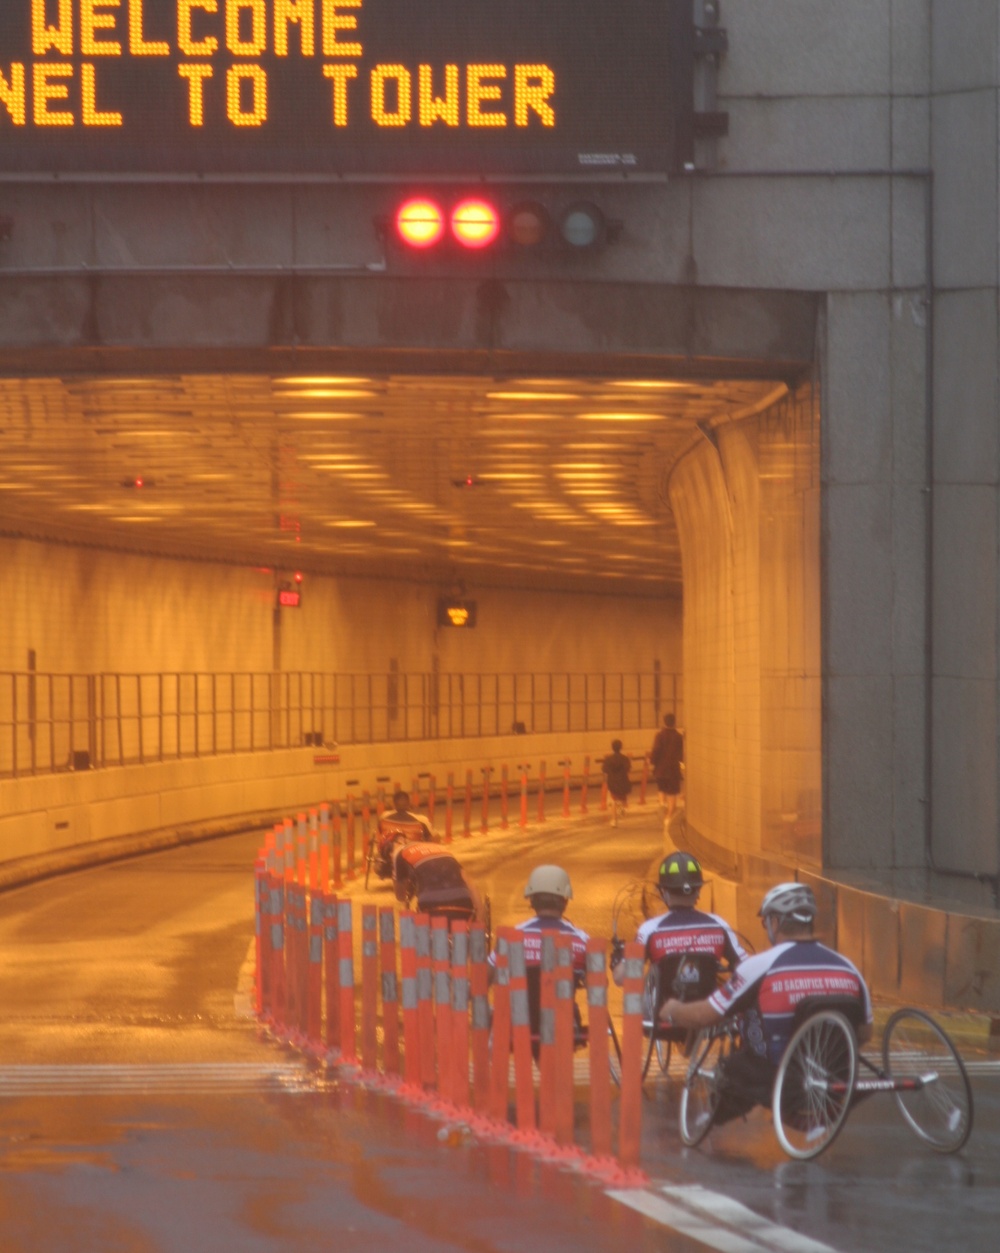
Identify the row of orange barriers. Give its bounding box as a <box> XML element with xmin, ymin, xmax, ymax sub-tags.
<box><xmin>254</xmin><ymin>849</ymin><xmax>647</xmax><ymax>1170</ymax></box>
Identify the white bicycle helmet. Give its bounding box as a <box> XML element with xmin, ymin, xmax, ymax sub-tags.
<box><xmin>758</xmin><ymin>882</ymin><xmax>817</xmax><ymax>925</ymax></box>
<box><xmin>524</xmin><ymin>864</ymin><xmax>573</xmax><ymax>901</ymax></box>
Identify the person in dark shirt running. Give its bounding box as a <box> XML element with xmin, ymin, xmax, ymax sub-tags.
<box><xmin>601</xmin><ymin>739</ymin><xmax>632</xmax><ymax>826</ymax></box>
<box><xmin>658</xmin><ymin>881</ymin><xmax>872</xmax><ymax>1123</ymax></box>
<box><xmin>648</xmin><ymin>713</ymin><xmax>684</xmax><ymax>824</ymax></box>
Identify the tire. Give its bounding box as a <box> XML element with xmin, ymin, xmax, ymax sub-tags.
<box><xmin>679</xmin><ymin>1026</ymin><xmax>731</xmax><ymax>1147</ymax></box>
<box><xmin>772</xmin><ymin>1010</ymin><xmax>856</xmax><ymax>1161</ymax></box>
<box><xmin>641</xmin><ymin>968</ymin><xmax>660</xmax><ymax>1080</ymax></box>
<box><xmin>655</xmin><ymin>1037</ymin><xmax>673</xmax><ymax>1074</ymax></box>
<box><xmin>882</xmin><ymin>1008</ymin><xmax>973</xmax><ymax>1153</ymax></box>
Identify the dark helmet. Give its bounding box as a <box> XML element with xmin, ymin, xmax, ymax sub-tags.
<box><xmin>658</xmin><ymin>850</ymin><xmax>704</xmax><ymax>897</ymax></box>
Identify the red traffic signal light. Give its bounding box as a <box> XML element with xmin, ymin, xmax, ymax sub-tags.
<box><xmin>396</xmin><ymin>198</ymin><xmax>446</xmax><ymax>248</ymax></box>
<box><xmin>386</xmin><ymin>195</ymin><xmax>616</xmax><ymax>253</ymax></box>
<box><xmin>450</xmin><ymin>198</ymin><xmax>501</xmax><ymax>248</ymax></box>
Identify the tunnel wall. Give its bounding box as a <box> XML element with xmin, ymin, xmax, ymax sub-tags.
<box><xmin>0</xmin><ymin>534</ymin><xmax>680</xmax><ymax>679</ymax></box>
<box><xmin>669</xmin><ymin>386</ymin><xmax>822</xmax><ymax>871</ymax></box>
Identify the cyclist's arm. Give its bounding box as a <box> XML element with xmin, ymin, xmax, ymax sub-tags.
<box><xmin>658</xmin><ymin>996</ymin><xmax>722</xmax><ymax>1031</ymax></box>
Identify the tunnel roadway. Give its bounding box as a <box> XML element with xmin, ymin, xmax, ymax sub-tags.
<box><xmin>0</xmin><ymin>812</ymin><xmax>996</xmax><ymax>1253</ymax></box>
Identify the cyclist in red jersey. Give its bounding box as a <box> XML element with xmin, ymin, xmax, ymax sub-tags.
<box><xmin>659</xmin><ymin>881</ymin><xmax>873</xmax><ymax>1123</ymax></box>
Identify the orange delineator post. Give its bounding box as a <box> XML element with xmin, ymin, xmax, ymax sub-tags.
<box><xmin>463</xmin><ymin>769</ymin><xmax>473</xmax><ymax>837</ymax></box>
<box><xmin>428</xmin><ymin>774</ymin><xmax>437</xmax><ymax>826</ymax></box>
<box><xmin>361</xmin><ymin>905</ymin><xmax>379</xmax><ymax>1070</ymax></box>
<box><xmin>500</xmin><ymin>765</ymin><xmax>509</xmax><ymax>829</ymax></box>
<box><xmin>538</xmin><ymin>934</ymin><xmax>556</xmax><ymax>1136</ymax></box>
<box><xmin>332</xmin><ymin>803</ymin><xmax>344</xmax><ymax>889</ymax></box>
<box><xmin>283</xmin><ymin>883</ymin><xmax>301</xmax><ymax>1035</ymax></box>
<box><xmin>480</xmin><ymin>766</ymin><xmax>491</xmax><ymax>833</ymax></box>
<box><xmin>296</xmin><ymin>813</ymin><xmax>308</xmax><ymax>887</ymax></box>
<box><xmin>269</xmin><ymin>874</ymin><xmax>286</xmax><ymax>1028</ymax></box>
<box><xmin>488</xmin><ymin>929</ymin><xmax>512</xmax><ymax>1121</ymax></box>
<box><xmin>319</xmin><ymin>804</ymin><xmax>331</xmax><ymax>891</ymax></box>
<box><xmin>361</xmin><ymin>793</ymin><xmax>372</xmax><ymax>866</ymax></box>
<box><xmin>519</xmin><ymin>765</ymin><xmax>529</xmax><ymax>828</ymax></box>
<box><xmin>586</xmin><ymin>938</ymin><xmax>612</xmax><ymax>1159</ymax></box>
<box><xmin>581</xmin><ymin>756</ymin><xmax>590</xmax><ymax>814</ymax></box>
<box><xmin>345</xmin><ymin>794</ymin><xmax>356</xmax><ymax>880</ymax></box>
<box><xmin>450</xmin><ymin>921</ymin><xmax>470</xmax><ymax>1108</ymax></box>
<box><xmin>444</xmin><ymin>773</ymin><xmax>454</xmax><ymax>843</ymax></box>
<box><xmin>379</xmin><ymin>908</ymin><xmax>400</xmax><ymax>1075</ymax></box>
<box><xmin>283</xmin><ymin>817</ymin><xmax>295</xmax><ymax>882</ymax></box>
<box><xmin>415</xmin><ymin>913</ymin><xmax>435</xmax><ymax>1088</ymax></box>
<box><xmin>553</xmin><ymin>934</ymin><xmax>575</xmax><ymax>1147</ymax></box>
<box><xmin>254</xmin><ymin>859</ymin><xmax>268</xmax><ymax>1016</ymax></box>
<box><xmin>308</xmin><ymin>809</ymin><xmax>320</xmax><ymax>889</ymax></box>
<box><xmin>537</xmin><ymin>760</ymin><xmax>546</xmax><ymax>823</ymax></box>
<box><xmin>508</xmin><ymin>934</ymin><xmax>536</xmax><ymax>1131</ymax></box>
<box><xmin>562</xmin><ymin>761</ymin><xmax>571</xmax><ymax>817</ymax></box>
<box><xmin>619</xmin><ymin>941</ymin><xmax>644</xmax><ymax>1167</ymax></box>
<box><xmin>399</xmin><ymin>912</ymin><xmax>421</xmax><ymax>1085</ymax></box>
<box><xmin>337</xmin><ymin>899</ymin><xmax>357</xmax><ymax>1061</ymax></box>
<box><xmin>307</xmin><ymin>889</ymin><xmax>324</xmax><ymax>1044</ymax></box>
<box><xmin>322</xmin><ymin>893</ymin><xmax>340</xmax><ymax>1051</ymax></box>
<box><xmin>431</xmin><ymin>917</ymin><xmax>453</xmax><ymax>1094</ymax></box>
<box><xmin>469</xmin><ymin>922</ymin><xmax>490</xmax><ymax>1110</ymax></box>
<box><xmin>639</xmin><ymin>757</ymin><xmax>649</xmax><ymax>805</ymax></box>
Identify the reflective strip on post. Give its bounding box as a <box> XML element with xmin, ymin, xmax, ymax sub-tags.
<box><xmin>586</xmin><ymin>939</ymin><xmax>612</xmax><ymax>1158</ymax></box>
<box><xmin>322</xmin><ymin>893</ymin><xmax>339</xmax><ymax>1051</ymax></box>
<box><xmin>508</xmin><ymin>935</ymin><xmax>535</xmax><ymax>1130</ymax></box>
<box><xmin>450</xmin><ymin>921</ymin><xmax>470</xmax><ymax>1107</ymax></box>
<box><xmin>399</xmin><ymin>912</ymin><xmax>420</xmax><ymax>1086</ymax></box>
<box><xmin>379</xmin><ymin>907</ymin><xmax>400</xmax><ymax>1075</ymax></box>
<box><xmin>619</xmin><ymin>942</ymin><xmax>644</xmax><ymax>1168</ymax></box>
<box><xmin>489</xmin><ymin>928</ymin><xmax>512</xmax><ymax>1122</ymax></box>
<box><xmin>337</xmin><ymin>900</ymin><xmax>356</xmax><ymax>1061</ymax></box>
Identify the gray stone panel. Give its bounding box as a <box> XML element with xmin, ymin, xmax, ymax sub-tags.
<box><xmin>825</xmin><ymin>675</ymin><xmax>895</xmax><ymax>867</ymax></box>
<box><xmin>692</xmin><ymin>179</ymin><xmax>890</xmax><ymax>292</ymax></box>
<box><xmin>835</xmin><ymin>883</ymin><xmax>866</xmax><ymax>970</ymax></box>
<box><xmin>718</xmin><ymin>98</ymin><xmax>889</xmax><ymax>174</ymax></box>
<box><xmin>932</xmin><ymin>485</ymin><xmax>998</xmax><ymax>679</ymax></box>
<box><xmin>890</xmin><ymin>292</ymin><xmax>929</xmax><ymax>487</ymax></box>
<box><xmin>891</xmin><ymin>486</ymin><xmax>929</xmax><ymax>674</ymax></box>
<box><xmin>824</xmin><ymin>485</ymin><xmax>894</xmax><ymax>676</ymax></box>
<box><xmin>891</xmin><ymin>95</ymin><xmax>931</xmax><ymax>170</ymax></box>
<box><xmin>931</xmin><ymin>677</ymin><xmax>998</xmax><ymax>874</ymax></box>
<box><xmin>892</xmin><ymin>674</ymin><xmax>930</xmax><ymax>867</ymax></box>
<box><xmin>0</xmin><ymin>186</ymin><xmax>92</xmax><ymax>270</ymax></box>
<box><xmin>945</xmin><ymin>913</ymin><xmax>1000</xmax><ymax>1011</ymax></box>
<box><xmin>891</xmin><ymin>0</ymin><xmax>932</xmax><ymax>95</ymax></box>
<box><xmin>932</xmin><ymin>290</ymin><xmax>1000</xmax><ymax>483</ymax></box>
<box><xmin>898</xmin><ymin>900</ymin><xmax>947</xmax><ymax>1007</ymax></box>
<box><xmin>931</xmin><ymin>89</ymin><xmax>999</xmax><ymax>288</ymax></box>
<box><xmin>890</xmin><ymin>175</ymin><xmax>928</xmax><ymax>289</ymax></box>
<box><xmin>825</xmin><ymin>293</ymin><xmax>892</xmax><ymax>483</ymax></box>
<box><xmin>721</xmin><ymin>1</ymin><xmax>891</xmax><ymax>96</ymax></box>
<box><xmin>931</xmin><ymin>0</ymin><xmax>1000</xmax><ymax>92</ymax></box>
<box><xmin>861</xmin><ymin>893</ymin><xmax>901</xmax><ymax>998</ymax></box>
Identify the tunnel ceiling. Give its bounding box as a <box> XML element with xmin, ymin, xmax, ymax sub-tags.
<box><xmin>0</xmin><ymin>371</ymin><xmax>782</xmax><ymax>596</ymax></box>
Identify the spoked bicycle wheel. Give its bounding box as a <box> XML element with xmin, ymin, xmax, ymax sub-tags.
<box><xmin>640</xmin><ymin>969</ymin><xmax>662</xmax><ymax>1079</ymax></box>
<box><xmin>772</xmin><ymin>1010</ymin><xmax>857</xmax><ymax>1160</ymax></box>
<box><xmin>679</xmin><ymin>1026</ymin><xmax>732</xmax><ymax>1147</ymax></box>
<box><xmin>882</xmin><ymin>1008</ymin><xmax>973</xmax><ymax>1152</ymax></box>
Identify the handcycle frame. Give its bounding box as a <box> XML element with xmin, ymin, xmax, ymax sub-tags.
<box><xmin>679</xmin><ymin>1001</ymin><xmax>974</xmax><ymax>1160</ymax></box>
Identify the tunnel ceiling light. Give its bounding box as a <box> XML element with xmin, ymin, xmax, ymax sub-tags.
<box><xmin>396</xmin><ymin>198</ymin><xmax>446</xmax><ymax>248</ymax></box>
<box><xmin>277</xmin><ymin>389</ymin><xmax>376</xmax><ymax>399</ymax></box>
<box><xmin>488</xmin><ymin>391</ymin><xmax>579</xmax><ymax>401</ymax></box>
<box><xmin>282</xmin><ymin>412</ymin><xmax>366</xmax><ymax>420</ymax></box>
<box><xmin>275</xmin><ymin>376</ymin><xmax>372</xmax><ymax>385</ymax></box>
<box><xmin>576</xmin><ymin>412</ymin><xmax>663</xmax><ymax>422</ymax></box>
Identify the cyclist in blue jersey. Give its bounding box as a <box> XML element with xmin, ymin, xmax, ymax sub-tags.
<box><xmin>659</xmin><ymin>881</ymin><xmax>873</xmax><ymax>1123</ymax></box>
<box><xmin>611</xmin><ymin>851</ymin><xmax>746</xmax><ymax>999</ymax></box>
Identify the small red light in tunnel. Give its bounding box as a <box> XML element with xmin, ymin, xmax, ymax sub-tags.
<box><xmin>396</xmin><ymin>198</ymin><xmax>445</xmax><ymax>248</ymax></box>
<box><xmin>451</xmin><ymin>199</ymin><xmax>500</xmax><ymax>248</ymax></box>
<box><xmin>294</xmin><ymin>571</ymin><xmax>303</xmax><ymax>583</ymax></box>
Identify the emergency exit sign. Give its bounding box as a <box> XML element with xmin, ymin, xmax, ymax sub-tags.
<box><xmin>0</xmin><ymin>1</ymin><xmax>690</xmax><ymax>177</ymax></box>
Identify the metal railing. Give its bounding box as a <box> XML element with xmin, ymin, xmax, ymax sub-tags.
<box><xmin>0</xmin><ymin>669</ymin><xmax>682</xmax><ymax>780</ymax></box>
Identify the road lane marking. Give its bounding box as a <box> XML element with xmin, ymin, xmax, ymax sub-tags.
<box><xmin>0</xmin><ymin>1062</ymin><xmax>311</xmax><ymax>1096</ymax></box>
<box><xmin>607</xmin><ymin>1186</ymin><xmax>842</xmax><ymax>1253</ymax></box>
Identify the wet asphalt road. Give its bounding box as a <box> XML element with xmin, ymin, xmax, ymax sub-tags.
<box><xmin>0</xmin><ymin>807</ymin><xmax>997</xmax><ymax>1252</ymax></box>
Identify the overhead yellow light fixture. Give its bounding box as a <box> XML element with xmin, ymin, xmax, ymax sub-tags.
<box><xmin>613</xmin><ymin>379</ymin><xmax>691</xmax><ymax>389</ymax></box>
<box><xmin>275</xmin><ymin>376</ymin><xmax>372</xmax><ymax>385</ymax></box>
<box><xmin>487</xmin><ymin>392</ymin><xmax>580</xmax><ymax>401</ymax></box>
<box><xmin>326</xmin><ymin>519</ymin><xmax>377</xmax><ymax>528</ymax></box>
<box><xmin>283</xmin><ymin>412</ymin><xmax>366</xmax><ymax>420</ymax></box>
<box><xmin>479</xmin><ymin>472</ymin><xmax>543</xmax><ymax>481</ymax></box>
<box><xmin>277</xmin><ymin>389</ymin><xmax>376</xmax><ymax>400</ymax></box>
<box><xmin>576</xmin><ymin>412</ymin><xmax>663</xmax><ymax>422</ymax></box>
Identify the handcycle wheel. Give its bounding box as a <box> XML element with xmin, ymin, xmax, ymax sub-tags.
<box><xmin>882</xmin><ymin>1008</ymin><xmax>973</xmax><ymax>1153</ymax></box>
<box><xmin>679</xmin><ymin>1026</ymin><xmax>732</xmax><ymax>1147</ymax></box>
<box><xmin>772</xmin><ymin>1010</ymin><xmax>856</xmax><ymax>1161</ymax></box>
<box><xmin>640</xmin><ymin>969</ymin><xmax>660</xmax><ymax>1079</ymax></box>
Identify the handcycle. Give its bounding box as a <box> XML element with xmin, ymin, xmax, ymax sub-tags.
<box><xmin>679</xmin><ymin>996</ymin><xmax>974</xmax><ymax>1160</ymax></box>
<box><xmin>364</xmin><ymin>818</ymin><xmax>428</xmax><ymax>889</ymax></box>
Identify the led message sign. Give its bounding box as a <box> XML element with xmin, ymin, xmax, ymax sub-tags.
<box><xmin>0</xmin><ymin>1</ymin><xmax>684</xmax><ymax>177</ymax></box>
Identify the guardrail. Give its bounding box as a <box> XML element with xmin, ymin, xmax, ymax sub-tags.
<box><xmin>0</xmin><ymin>668</ymin><xmax>680</xmax><ymax>780</ymax></box>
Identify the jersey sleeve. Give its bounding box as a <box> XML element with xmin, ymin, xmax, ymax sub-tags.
<box><xmin>707</xmin><ymin>948</ymin><xmax>774</xmax><ymax>1017</ymax></box>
